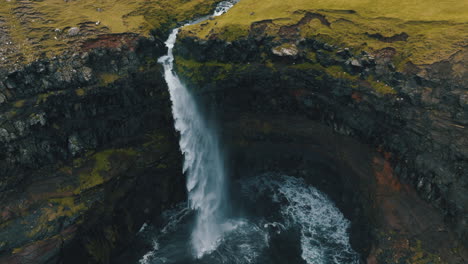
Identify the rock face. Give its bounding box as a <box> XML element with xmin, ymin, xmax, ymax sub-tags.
<box><xmin>0</xmin><ymin>35</ymin><xmax>186</xmax><ymax>263</ymax></box>
<box><xmin>173</xmin><ymin>0</ymin><xmax>468</xmax><ymax>262</ymax></box>
<box><xmin>0</xmin><ymin>0</ymin><xmax>227</xmax><ymax>263</ymax></box>
<box><xmin>1</xmin><ymin>0</ymin><xmax>467</xmax><ymax>263</ymax></box>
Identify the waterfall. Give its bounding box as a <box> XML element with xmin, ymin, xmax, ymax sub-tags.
<box><xmin>157</xmin><ymin>1</ymin><xmax>237</xmax><ymax>258</ymax></box>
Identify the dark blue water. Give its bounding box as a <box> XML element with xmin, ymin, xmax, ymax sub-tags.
<box><xmin>136</xmin><ymin>174</ymin><xmax>359</xmax><ymax>264</ymax></box>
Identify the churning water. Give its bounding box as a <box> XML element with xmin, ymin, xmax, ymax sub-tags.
<box><xmin>146</xmin><ymin>1</ymin><xmax>360</xmax><ymax>263</ymax></box>
<box><xmin>138</xmin><ymin>174</ymin><xmax>360</xmax><ymax>264</ymax></box>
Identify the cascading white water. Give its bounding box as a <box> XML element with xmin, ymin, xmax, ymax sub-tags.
<box><xmin>157</xmin><ymin>1</ymin><xmax>237</xmax><ymax>258</ymax></box>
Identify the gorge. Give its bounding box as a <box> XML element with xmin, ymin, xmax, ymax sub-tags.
<box><xmin>0</xmin><ymin>0</ymin><xmax>467</xmax><ymax>263</ymax></box>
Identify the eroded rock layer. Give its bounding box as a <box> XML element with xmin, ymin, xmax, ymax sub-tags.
<box><xmin>0</xmin><ymin>1</ymin><xmax>226</xmax><ymax>263</ymax></box>
<box><xmin>174</xmin><ymin>0</ymin><xmax>468</xmax><ymax>262</ymax></box>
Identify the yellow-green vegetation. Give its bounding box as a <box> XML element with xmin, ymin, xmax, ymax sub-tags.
<box><xmin>408</xmin><ymin>240</ymin><xmax>444</xmax><ymax>264</ymax></box>
<box><xmin>177</xmin><ymin>55</ymin><xmax>396</xmax><ymax>95</ymax></box>
<box><xmin>28</xmin><ymin>197</ymin><xmax>87</xmax><ymax>237</ymax></box>
<box><xmin>216</xmin><ymin>24</ymin><xmax>250</xmax><ymax>42</ymax></box>
<box><xmin>176</xmin><ymin>56</ymin><xmax>238</xmax><ymax>83</ymax></box>
<box><xmin>26</xmin><ymin>147</ymin><xmax>139</xmax><ymax>239</ymax></box>
<box><xmin>36</xmin><ymin>91</ymin><xmax>56</xmax><ymax>104</ymax></box>
<box><xmin>182</xmin><ymin>0</ymin><xmax>468</xmax><ymax>66</ymax></box>
<box><xmin>99</xmin><ymin>73</ymin><xmax>121</xmax><ymax>86</ymax></box>
<box><xmin>13</xmin><ymin>99</ymin><xmax>25</xmax><ymax>108</ymax></box>
<box><xmin>75</xmin><ymin>149</ymin><xmax>137</xmax><ymax>193</ymax></box>
<box><xmin>75</xmin><ymin>88</ymin><xmax>86</xmax><ymax>96</ymax></box>
<box><xmin>0</xmin><ymin>0</ymin><xmax>221</xmax><ymax>66</ymax></box>
<box><xmin>290</xmin><ymin>62</ymin><xmax>325</xmax><ymax>72</ymax></box>
<box><xmin>47</xmin><ymin>197</ymin><xmax>87</xmax><ymax>219</ymax></box>
<box><xmin>367</xmin><ymin>76</ymin><xmax>397</xmax><ymax>95</ymax></box>
<box><xmin>324</xmin><ymin>65</ymin><xmax>359</xmax><ymax>81</ymax></box>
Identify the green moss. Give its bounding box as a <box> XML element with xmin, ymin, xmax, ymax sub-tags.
<box><xmin>367</xmin><ymin>76</ymin><xmax>397</xmax><ymax>95</ymax></box>
<box><xmin>75</xmin><ymin>88</ymin><xmax>86</xmax><ymax>96</ymax></box>
<box><xmin>290</xmin><ymin>62</ymin><xmax>325</xmax><ymax>71</ymax></box>
<box><xmin>6</xmin><ymin>111</ymin><xmax>17</xmax><ymax>118</ymax></box>
<box><xmin>175</xmin><ymin>56</ymin><xmax>237</xmax><ymax>84</ymax></box>
<box><xmin>218</xmin><ymin>24</ymin><xmax>249</xmax><ymax>42</ymax></box>
<box><xmin>409</xmin><ymin>240</ymin><xmax>444</xmax><ymax>264</ymax></box>
<box><xmin>99</xmin><ymin>73</ymin><xmax>121</xmax><ymax>86</ymax></box>
<box><xmin>305</xmin><ymin>51</ymin><xmax>318</xmax><ymax>63</ymax></box>
<box><xmin>13</xmin><ymin>100</ymin><xmax>25</xmax><ymax>108</ymax></box>
<box><xmin>325</xmin><ymin>65</ymin><xmax>359</xmax><ymax>81</ymax></box>
<box><xmin>36</xmin><ymin>91</ymin><xmax>56</xmax><ymax>105</ymax></box>
<box><xmin>48</xmin><ymin>197</ymin><xmax>87</xmax><ymax>218</ymax></box>
<box><xmin>28</xmin><ymin>197</ymin><xmax>87</xmax><ymax>237</ymax></box>
<box><xmin>75</xmin><ymin>149</ymin><xmax>137</xmax><ymax>193</ymax></box>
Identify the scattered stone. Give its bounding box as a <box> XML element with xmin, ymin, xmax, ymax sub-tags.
<box><xmin>81</xmin><ymin>67</ymin><xmax>93</xmax><ymax>82</ymax></box>
<box><xmin>68</xmin><ymin>27</ymin><xmax>80</xmax><ymax>37</ymax></box>
<box><xmin>272</xmin><ymin>44</ymin><xmax>298</xmax><ymax>57</ymax></box>
<box><xmin>0</xmin><ymin>128</ymin><xmax>14</xmax><ymax>143</ymax></box>
<box><xmin>29</xmin><ymin>112</ymin><xmax>47</xmax><ymax>126</ymax></box>
<box><xmin>14</xmin><ymin>120</ymin><xmax>27</xmax><ymax>137</ymax></box>
<box><xmin>68</xmin><ymin>134</ymin><xmax>83</xmax><ymax>156</ymax></box>
<box><xmin>351</xmin><ymin>59</ymin><xmax>362</xmax><ymax>67</ymax></box>
<box><xmin>5</xmin><ymin>79</ymin><xmax>16</xmax><ymax>89</ymax></box>
<box><xmin>0</xmin><ymin>93</ymin><xmax>6</xmax><ymax>104</ymax></box>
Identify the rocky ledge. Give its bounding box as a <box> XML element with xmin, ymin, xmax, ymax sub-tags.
<box><xmin>0</xmin><ymin>0</ymin><xmax>225</xmax><ymax>263</ymax></box>
<box><xmin>174</xmin><ymin>0</ymin><xmax>468</xmax><ymax>262</ymax></box>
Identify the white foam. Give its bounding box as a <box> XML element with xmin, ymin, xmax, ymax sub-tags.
<box><xmin>242</xmin><ymin>174</ymin><xmax>359</xmax><ymax>264</ymax></box>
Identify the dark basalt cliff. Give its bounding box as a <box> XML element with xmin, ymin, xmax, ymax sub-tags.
<box><xmin>173</xmin><ymin>3</ymin><xmax>468</xmax><ymax>263</ymax></box>
<box><xmin>0</xmin><ymin>36</ymin><xmax>187</xmax><ymax>263</ymax></box>
<box><xmin>0</xmin><ymin>0</ymin><xmax>467</xmax><ymax>263</ymax></box>
<box><xmin>0</xmin><ymin>0</ymin><xmax>227</xmax><ymax>262</ymax></box>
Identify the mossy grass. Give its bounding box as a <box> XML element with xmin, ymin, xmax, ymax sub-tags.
<box><xmin>181</xmin><ymin>0</ymin><xmax>468</xmax><ymax>66</ymax></box>
<box><xmin>99</xmin><ymin>73</ymin><xmax>121</xmax><ymax>86</ymax></box>
<box><xmin>74</xmin><ymin>148</ymin><xmax>137</xmax><ymax>193</ymax></box>
<box><xmin>175</xmin><ymin>56</ymin><xmax>241</xmax><ymax>84</ymax></box>
<box><xmin>0</xmin><ymin>0</ymin><xmax>221</xmax><ymax>66</ymax></box>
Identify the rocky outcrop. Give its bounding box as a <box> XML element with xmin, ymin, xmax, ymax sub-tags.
<box><xmin>0</xmin><ymin>0</ymin><xmax>232</xmax><ymax>262</ymax></box>
<box><xmin>173</xmin><ymin>2</ymin><xmax>468</xmax><ymax>262</ymax></box>
<box><xmin>0</xmin><ymin>34</ymin><xmax>188</xmax><ymax>263</ymax></box>
<box><xmin>1</xmin><ymin>0</ymin><xmax>466</xmax><ymax>263</ymax></box>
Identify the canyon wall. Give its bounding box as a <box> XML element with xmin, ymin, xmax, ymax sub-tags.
<box><xmin>173</xmin><ymin>1</ymin><xmax>468</xmax><ymax>262</ymax></box>
<box><xmin>0</xmin><ymin>0</ymin><xmax>225</xmax><ymax>262</ymax></box>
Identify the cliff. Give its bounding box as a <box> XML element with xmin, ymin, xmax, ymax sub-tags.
<box><xmin>0</xmin><ymin>0</ymin><xmax>224</xmax><ymax>263</ymax></box>
<box><xmin>1</xmin><ymin>0</ymin><xmax>467</xmax><ymax>263</ymax></box>
<box><xmin>174</xmin><ymin>0</ymin><xmax>468</xmax><ymax>263</ymax></box>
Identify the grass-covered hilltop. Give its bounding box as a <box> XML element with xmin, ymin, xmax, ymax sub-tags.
<box><xmin>0</xmin><ymin>0</ymin><xmax>221</xmax><ymax>69</ymax></box>
<box><xmin>181</xmin><ymin>0</ymin><xmax>467</xmax><ymax>67</ymax></box>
